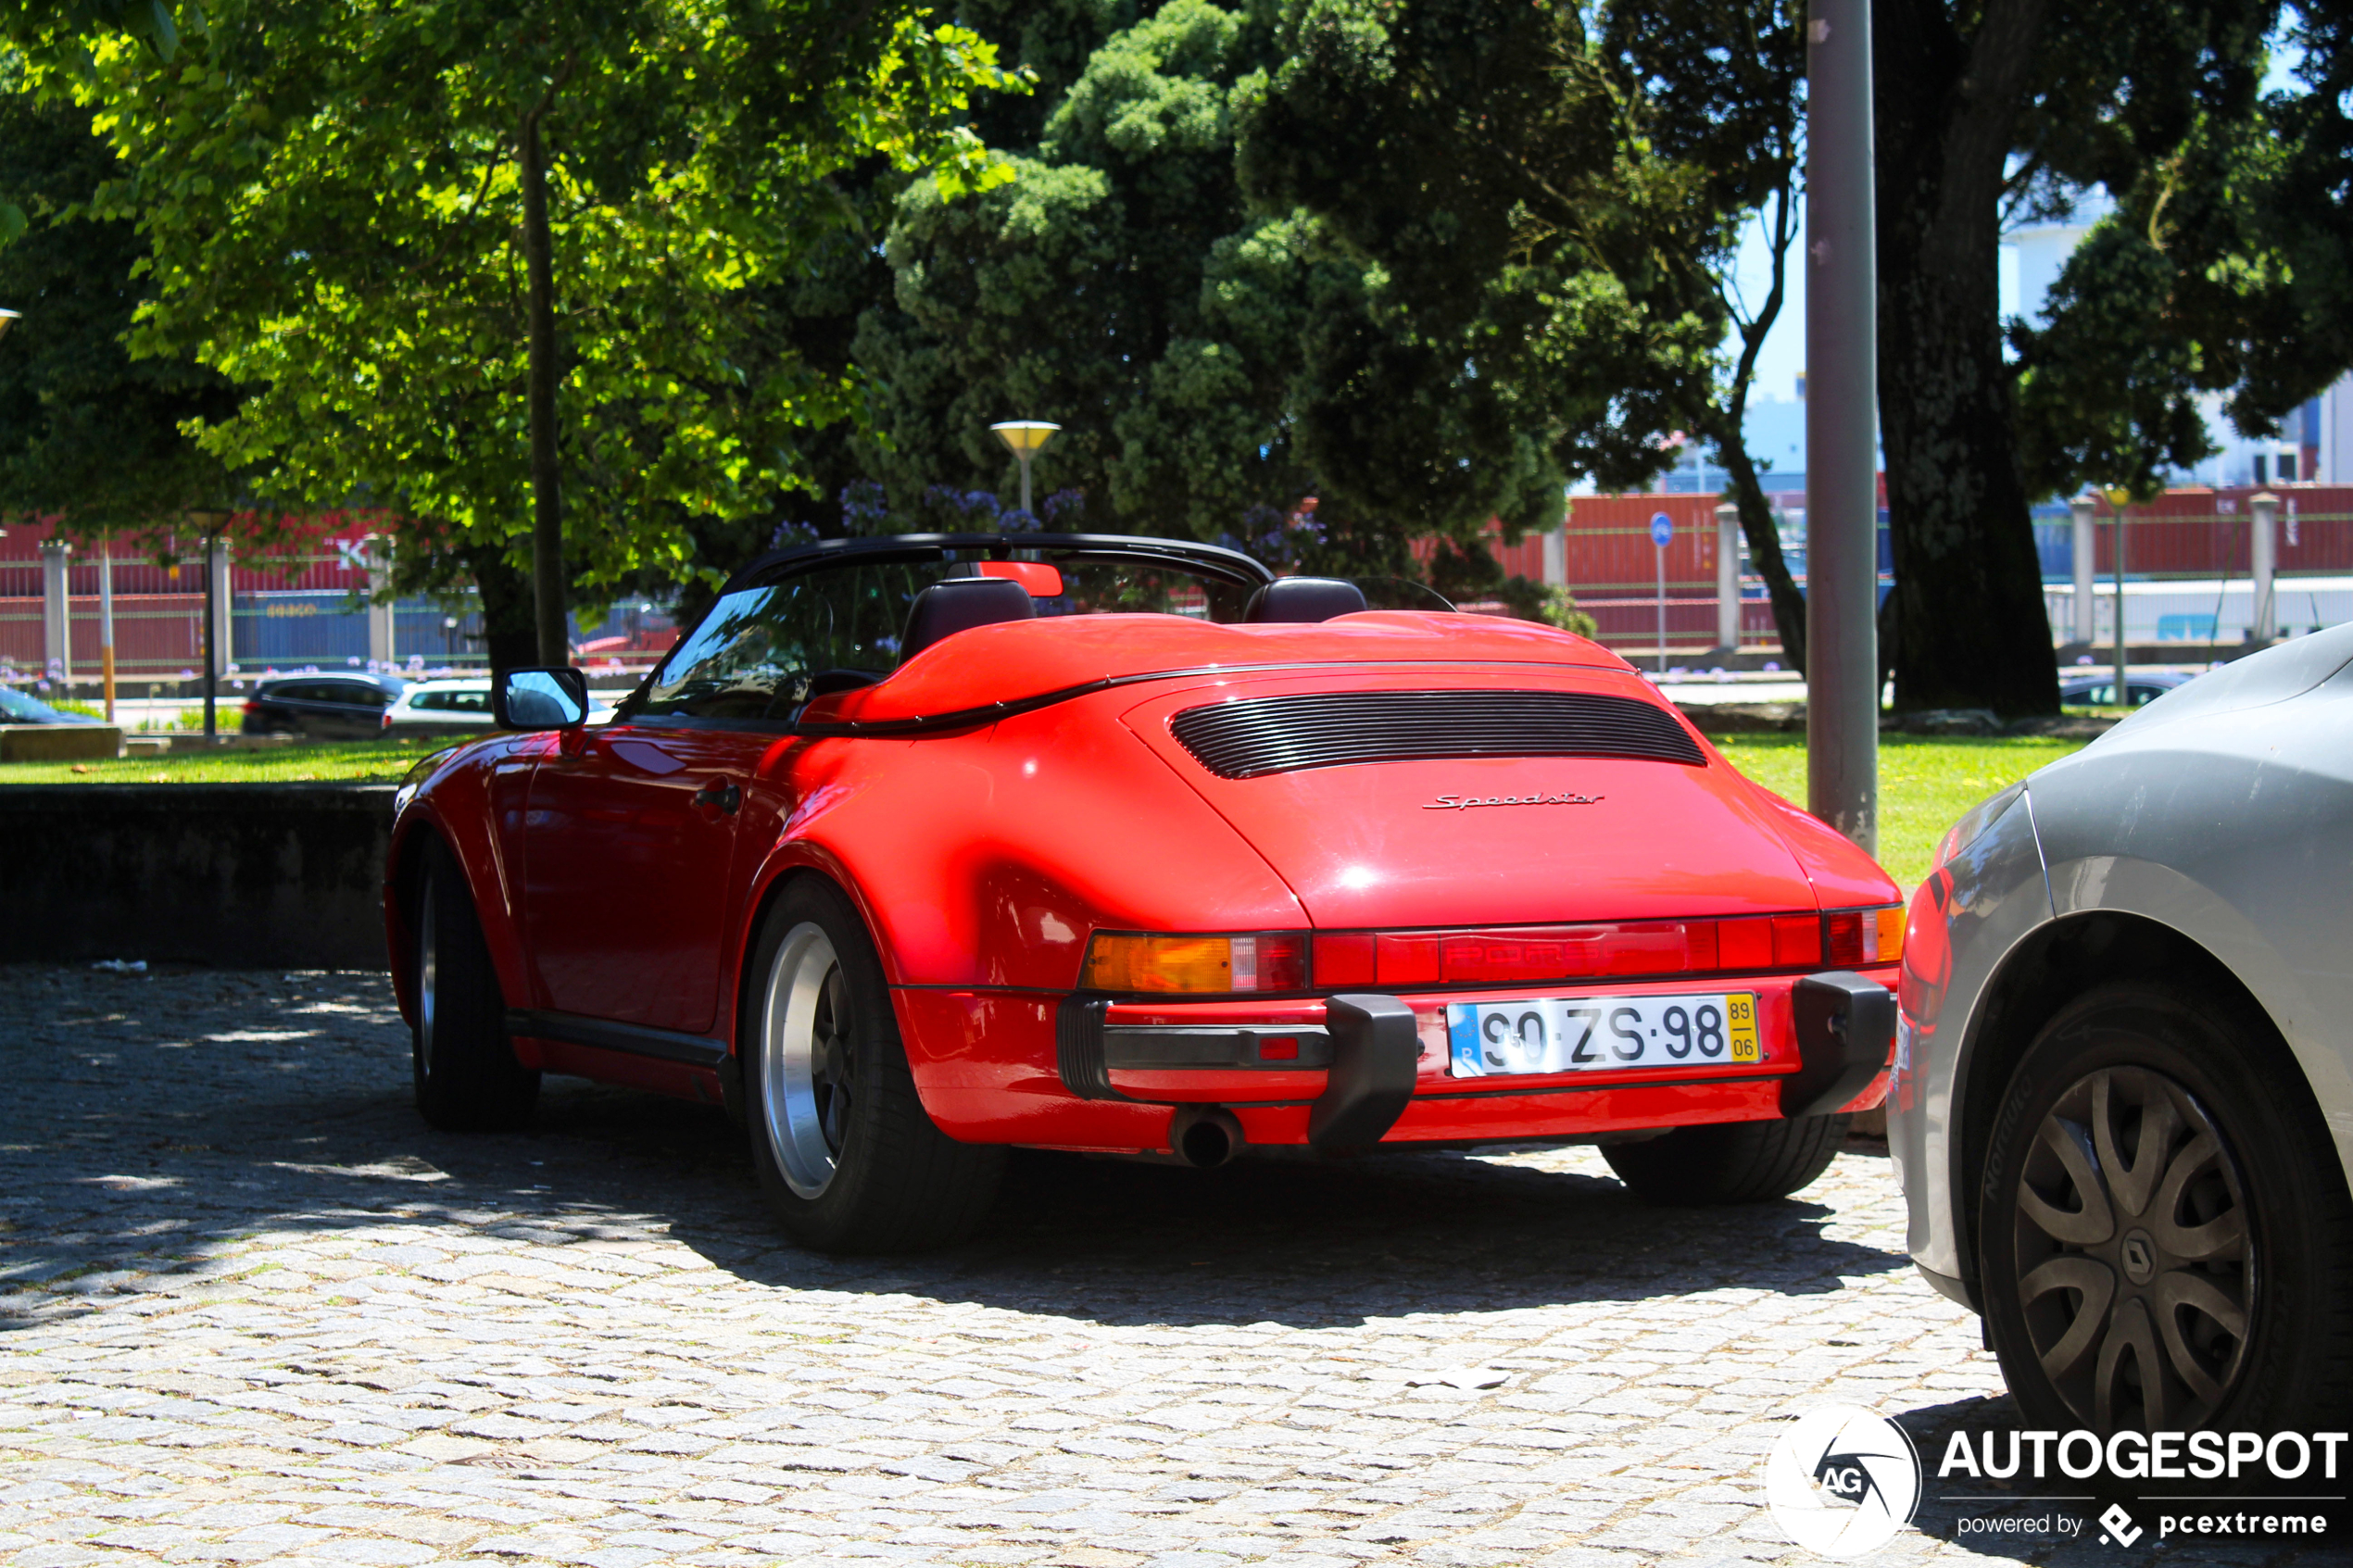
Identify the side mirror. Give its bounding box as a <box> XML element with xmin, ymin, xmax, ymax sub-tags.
<box><xmin>494</xmin><ymin>667</ymin><xmax>590</xmax><ymax>730</ymax></box>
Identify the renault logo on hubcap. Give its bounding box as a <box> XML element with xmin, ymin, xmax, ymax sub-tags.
<box><xmin>2120</xmin><ymin>1229</ymin><xmax>2157</xmax><ymax>1284</ymax></box>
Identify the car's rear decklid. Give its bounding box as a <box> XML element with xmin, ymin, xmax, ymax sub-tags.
<box><xmin>1121</xmin><ymin>669</ymin><xmax>1818</xmax><ymax>930</ymax></box>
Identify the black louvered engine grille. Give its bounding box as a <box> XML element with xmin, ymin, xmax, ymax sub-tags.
<box><xmin>1169</xmin><ymin>689</ymin><xmax>1705</xmax><ymax>780</ymax></box>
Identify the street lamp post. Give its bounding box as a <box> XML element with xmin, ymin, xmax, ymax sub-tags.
<box><xmin>189</xmin><ymin>510</ymin><xmax>232</xmax><ymax>741</ymax></box>
<box><xmin>2102</xmin><ymin>486</ymin><xmax>2132</xmax><ymax>707</ymax></box>
<box><xmin>989</xmin><ymin>421</ymin><xmax>1061</xmax><ymax>520</ymax></box>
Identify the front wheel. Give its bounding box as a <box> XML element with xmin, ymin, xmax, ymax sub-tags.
<box><xmin>741</xmin><ymin>878</ymin><xmax>1003</xmax><ymax>1252</ymax></box>
<box><xmin>1978</xmin><ymin>982</ymin><xmax>2353</xmax><ymax>1441</ymax></box>
<box><xmin>411</xmin><ymin>839</ymin><xmax>538</xmax><ymax>1131</ymax></box>
<box><xmin>1602</xmin><ymin>1113</ymin><xmax>1850</xmax><ymax>1204</ymax></box>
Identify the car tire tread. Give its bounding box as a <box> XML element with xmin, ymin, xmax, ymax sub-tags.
<box><xmin>1601</xmin><ymin>1112</ymin><xmax>1851</xmax><ymax>1205</ymax></box>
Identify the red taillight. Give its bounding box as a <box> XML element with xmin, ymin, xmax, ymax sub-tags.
<box><xmin>1308</xmin><ymin>907</ymin><xmax>1901</xmax><ymax>990</ymax></box>
<box><xmin>241</xmin><ymin>700</ymin><xmax>260</xmax><ymax>716</ymax></box>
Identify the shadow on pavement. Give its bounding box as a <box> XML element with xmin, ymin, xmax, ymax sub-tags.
<box><xmin>1</xmin><ymin>964</ymin><xmax>1909</xmax><ymax>1333</ymax></box>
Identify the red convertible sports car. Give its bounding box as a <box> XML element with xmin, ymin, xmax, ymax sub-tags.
<box><xmin>386</xmin><ymin>533</ymin><xmax>1903</xmax><ymax>1251</ymax></box>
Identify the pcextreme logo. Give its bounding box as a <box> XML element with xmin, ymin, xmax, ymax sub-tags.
<box><xmin>1765</xmin><ymin>1405</ymin><xmax>1924</xmax><ymax>1557</ymax></box>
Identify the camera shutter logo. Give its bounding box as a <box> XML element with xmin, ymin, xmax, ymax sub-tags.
<box><xmin>1765</xmin><ymin>1405</ymin><xmax>1923</xmax><ymax>1556</ymax></box>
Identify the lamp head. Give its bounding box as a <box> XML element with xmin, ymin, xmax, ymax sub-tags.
<box><xmin>989</xmin><ymin>420</ymin><xmax>1060</xmax><ymax>458</ymax></box>
<box><xmin>0</xmin><ymin>307</ymin><xmax>19</xmax><ymax>341</ymax></box>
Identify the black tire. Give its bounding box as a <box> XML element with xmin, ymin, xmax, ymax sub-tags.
<box><xmin>1978</xmin><ymin>982</ymin><xmax>2353</xmax><ymax>1449</ymax></box>
<box><xmin>1602</xmin><ymin>1113</ymin><xmax>1851</xmax><ymax>1204</ymax></box>
<box><xmin>740</xmin><ymin>878</ymin><xmax>1004</xmax><ymax>1252</ymax></box>
<box><xmin>410</xmin><ymin>839</ymin><xmax>539</xmax><ymax>1131</ymax></box>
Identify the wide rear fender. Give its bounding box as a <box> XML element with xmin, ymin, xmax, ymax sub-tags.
<box><xmin>738</xmin><ymin>700</ymin><xmax>1306</xmax><ymax>996</ymax></box>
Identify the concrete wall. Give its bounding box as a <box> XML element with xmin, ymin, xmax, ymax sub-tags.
<box><xmin>0</xmin><ymin>783</ymin><xmax>394</xmax><ymax>969</ymax></box>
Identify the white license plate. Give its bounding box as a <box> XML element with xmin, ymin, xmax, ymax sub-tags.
<box><xmin>1446</xmin><ymin>993</ymin><xmax>1763</xmax><ymax>1078</ymax></box>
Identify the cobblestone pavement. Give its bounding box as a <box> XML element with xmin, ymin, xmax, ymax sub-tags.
<box><xmin>0</xmin><ymin>966</ymin><xmax>2321</xmax><ymax>1566</ymax></box>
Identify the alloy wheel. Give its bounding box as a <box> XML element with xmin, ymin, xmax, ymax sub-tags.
<box><xmin>417</xmin><ymin>889</ymin><xmax>439</xmax><ymax>1073</ymax></box>
<box><xmin>761</xmin><ymin>922</ymin><xmax>857</xmax><ymax>1199</ymax></box>
<box><xmin>2010</xmin><ymin>1065</ymin><xmax>2253</xmax><ymax>1430</ymax></box>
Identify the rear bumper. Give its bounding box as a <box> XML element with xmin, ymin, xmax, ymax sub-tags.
<box><xmin>893</xmin><ymin>966</ymin><xmax>1899</xmax><ymax>1151</ymax></box>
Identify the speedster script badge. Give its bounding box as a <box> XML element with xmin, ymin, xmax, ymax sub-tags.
<box><xmin>1423</xmin><ymin>790</ymin><xmax>1604</xmax><ymax>810</ymax></box>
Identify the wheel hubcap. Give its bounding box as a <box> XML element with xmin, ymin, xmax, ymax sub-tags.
<box><xmin>761</xmin><ymin>922</ymin><xmax>856</xmax><ymax>1199</ymax></box>
<box><xmin>417</xmin><ymin>889</ymin><xmax>439</xmax><ymax>1073</ymax></box>
<box><xmin>2011</xmin><ymin>1065</ymin><xmax>2253</xmax><ymax>1431</ymax></box>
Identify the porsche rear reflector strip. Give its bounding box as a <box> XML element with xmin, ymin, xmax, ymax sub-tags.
<box><xmin>1311</xmin><ymin>908</ymin><xmax>1901</xmax><ymax>988</ymax></box>
<box><xmin>1169</xmin><ymin>689</ymin><xmax>1704</xmax><ymax>779</ymax></box>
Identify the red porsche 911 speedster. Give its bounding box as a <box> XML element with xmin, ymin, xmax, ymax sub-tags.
<box><xmin>386</xmin><ymin>532</ymin><xmax>1902</xmax><ymax>1251</ymax></box>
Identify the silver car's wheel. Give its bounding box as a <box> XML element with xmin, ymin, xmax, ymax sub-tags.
<box><xmin>2010</xmin><ymin>1065</ymin><xmax>2252</xmax><ymax>1429</ymax></box>
<box><xmin>759</xmin><ymin>922</ymin><xmax>857</xmax><ymax>1199</ymax></box>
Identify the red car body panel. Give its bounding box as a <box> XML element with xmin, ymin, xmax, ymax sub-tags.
<box><xmin>386</xmin><ymin>570</ymin><xmax>1902</xmax><ymax>1157</ymax></box>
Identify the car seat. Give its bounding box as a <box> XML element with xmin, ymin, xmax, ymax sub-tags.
<box><xmin>1241</xmin><ymin>577</ymin><xmax>1369</xmax><ymax>623</ymax></box>
<box><xmin>900</xmin><ymin>577</ymin><xmax>1037</xmax><ymax>661</ymax></box>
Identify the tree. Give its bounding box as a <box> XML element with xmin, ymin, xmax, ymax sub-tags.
<box><xmin>1599</xmin><ymin>0</ymin><xmax>1809</xmax><ymax>662</ymax></box>
<box><xmin>0</xmin><ymin>83</ymin><xmax>240</xmax><ymax>533</ymax></box>
<box><xmin>2015</xmin><ymin>52</ymin><xmax>2353</xmax><ymax>504</ymax></box>
<box><xmin>1871</xmin><ymin>0</ymin><xmax>2280</xmax><ymax>714</ymax></box>
<box><xmin>29</xmin><ymin>0</ymin><xmax>1016</xmax><ymax>667</ymax></box>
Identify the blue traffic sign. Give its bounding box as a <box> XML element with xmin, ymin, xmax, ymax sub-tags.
<box><xmin>1650</xmin><ymin>512</ymin><xmax>1674</xmax><ymax>548</ymax></box>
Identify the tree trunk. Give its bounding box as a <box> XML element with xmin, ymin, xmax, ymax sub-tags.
<box><xmin>1711</xmin><ymin>420</ymin><xmax>1807</xmax><ymax>668</ymax></box>
<box><xmin>520</xmin><ymin>99</ymin><xmax>566</xmax><ymax>667</ymax></box>
<box><xmin>1873</xmin><ymin>0</ymin><xmax>2061</xmax><ymax>716</ymax></box>
<box><xmin>464</xmin><ymin>540</ymin><xmax>539</xmax><ymax>677</ymax></box>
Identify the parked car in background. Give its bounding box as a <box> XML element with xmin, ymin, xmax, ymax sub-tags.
<box><xmin>1894</xmin><ymin>626</ymin><xmax>2353</xmax><ymax>1443</ymax></box>
<box><xmin>241</xmin><ymin>672</ymin><xmax>407</xmax><ymax>739</ymax></box>
<box><xmin>2058</xmin><ymin>669</ymin><xmax>2194</xmax><ymax>707</ymax></box>
<box><xmin>0</xmin><ymin>686</ymin><xmax>103</xmax><ymax>725</ymax></box>
<box><xmin>387</xmin><ymin>532</ymin><xmax>1904</xmax><ymax>1254</ymax></box>
<box><xmin>384</xmin><ymin>678</ymin><xmax>614</xmax><ymax>737</ymax></box>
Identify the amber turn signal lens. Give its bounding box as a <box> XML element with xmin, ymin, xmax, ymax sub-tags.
<box><xmin>1081</xmin><ymin>932</ymin><xmax>1308</xmax><ymax>993</ymax></box>
<box><xmin>1868</xmin><ymin>904</ymin><xmax>1905</xmax><ymax>964</ymax></box>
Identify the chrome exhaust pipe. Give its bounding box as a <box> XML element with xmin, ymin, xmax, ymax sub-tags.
<box><xmin>1170</xmin><ymin>1105</ymin><xmax>1244</xmax><ymax>1169</ymax></box>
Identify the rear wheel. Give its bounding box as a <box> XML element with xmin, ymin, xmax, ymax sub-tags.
<box><xmin>1603</xmin><ymin>1113</ymin><xmax>1850</xmax><ymax>1204</ymax></box>
<box><xmin>410</xmin><ymin>840</ymin><xmax>538</xmax><ymax>1131</ymax></box>
<box><xmin>742</xmin><ymin>878</ymin><xmax>1003</xmax><ymax>1252</ymax></box>
<box><xmin>1978</xmin><ymin>983</ymin><xmax>2353</xmax><ymax>1442</ymax></box>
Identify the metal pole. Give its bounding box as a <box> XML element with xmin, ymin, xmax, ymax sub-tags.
<box><xmin>2070</xmin><ymin>495</ymin><xmax>2097</xmax><ymax>646</ymax></box>
<box><xmin>1804</xmin><ymin>0</ymin><xmax>1879</xmax><ymax>852</ymax></box>
<box><xmin>99</xmin><ymin>541</ymin><xmax>116</xmax><ymax>724</ymax></box>
<box><xmin>1655</xmin><ymin>541</ymin><xmax>1667</xmax><ymax>673</ymax></box>
<box><xmin>2113</xmin><ymin>499</ymin><xmax>2127</xmax><ymax>705</ymax></box>
<box><xmin>203</xmin><ymin>533</ymin><xmax>219</xmax><ymax>740</ymax></box>
<box><xmin>1018</xmin><ymin>454</ymin><xmax>1034</xmax><ymax>519</ymax></box>
<box><xmin>2251</xmin><ymin>490</ymin><xmax>2279</xmax><ymax>642</ymax></box>
<box><xmin>1715</xmin><ymin>501</ymin><xmax>1742</xmax><ymax>651</ymax></box>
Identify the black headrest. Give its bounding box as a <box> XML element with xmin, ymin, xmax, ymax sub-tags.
<box><xmin>900</xmin><ymin>576</ymin><xmax>1036</xmax><ymax>662</ymax></box>
<box><xmin>1242</xmin><ymin>576</ymin><xmax>1369</xmax><ymax>623</ymax></box>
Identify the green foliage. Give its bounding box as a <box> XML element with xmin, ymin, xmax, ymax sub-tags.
<box><xmin>1237</xmin><ymin>0</ymin><xmax>1735</xmax><ymax>530</ymax></box>
<box><xmin>19</xmin><ymin>0</ymin><xmax>1018</xmax><ymax>597</ymax></box>
<box><xmin>2016</xmin><ymin>83</ymin><xmax>2353</xmax><ymax>501</ymax></box>
<box><xmin>0</xmin><ymin>81</ymin><xmax>238</xmax><ymax>532</ymax></box>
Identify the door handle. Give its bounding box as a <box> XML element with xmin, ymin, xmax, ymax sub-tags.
<box><xmin>693</xmin><ymin>778</ymin><xmax>741</xmax><ymax>815</ymax></box>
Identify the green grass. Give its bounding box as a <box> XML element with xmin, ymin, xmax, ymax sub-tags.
<box><xmin>6</xmin><ymin>727</ymin><xmax>2083</xmax><ymax>887</ymax></box>
<box><xmin>0</xmin><ymin>737</ymin><xmax>451</xmax><ymax>784</ymax></box>
<box><xmin>1712</xmin><ymin>732</ymin><xmax>2090</xmax><ymax>888</ymax></box>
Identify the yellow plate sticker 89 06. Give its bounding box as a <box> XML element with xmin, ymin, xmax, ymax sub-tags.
<box><xmin>1726</xmin><ymin>992</ymin><xmax>1761</xmax><ymax>1062</ymax></box>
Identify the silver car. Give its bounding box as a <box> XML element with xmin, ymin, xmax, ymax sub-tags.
<box><xmin>1893</xmin><ymin>627</ymin><xmax>2353</xmax><ymax>1437</ymax></box>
